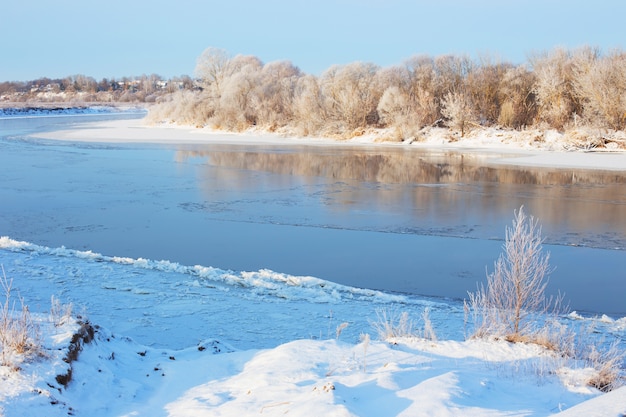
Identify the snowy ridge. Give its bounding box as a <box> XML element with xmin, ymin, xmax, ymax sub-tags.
<box><xmin>1</xmin><ymin>314</ymin><xmax>623</xmax><ymax>417</ymax></box>
<box><xmin>0</xmin><ymin>236</ymin><xmax>409</xmax><ymax>304</ymax></box>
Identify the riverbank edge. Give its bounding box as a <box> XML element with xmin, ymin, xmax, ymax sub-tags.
<box><xmin>29</xmin><ymin>116</ymin><xmax>626</xmax><ymax>172</ymax></box>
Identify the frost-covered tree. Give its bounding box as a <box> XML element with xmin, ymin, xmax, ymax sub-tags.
<box><xmin>195</xmin><ymin>47</ymin><xmax>231</xmax><ymax>96</ymax></box>
<box><xmin>465</xmin><ymin>57</ymin><xmax>509</xmax><ymax>125</ymax></box>
<box><xmin>573</xmin><ymin>50</ymin><xmax>626</xmax><ymax>130</ymax></box>
<box><xmin>404</xmin><ymin>56</ymin><xmax>440</xmax><ymax>126</ymax></box>
<box><xmin>468</xmin><ymin>206</ymin><xmax>557</xmax><ymax>339</ymax></box>
<box><xmin>250</xmin><ymin>60</ymin><xmax>301</xmax><ymax>129</ymax></box>
<box><xmin>292</xmin><ymin>74</ymin><xmax>324</xmax><ymax>135</ymax></box>
<box><xmin>212</xmin><ymin>57</ymin><xmax>262</xmax><ymax>130</ymax></box>
<box><xmin>441</xmin><ymin>91</ymin><xmax>476</xmax><ymax>136</ymax></box>
<box><xmin>497</xmin><ymin>65</ymin><xmax>537</xmax><ymax>128</ymax></box>
<box><xmin>375</xmin><ymin>58</ymin><xmax>439</xmax><ymax>140</ymax></box>
<box><xmin>530</xmin><ymin>48</ymin><xmax>582</xmax><ymax>129</ymax></box>
<box><xmin>319</xmin><ymin>62</ymin><xmax>382</xmax><ymax>134</ymax></box>
<box><xmin>377</xmin><ymin>85</ymin><xmax>412</xmax><ymax>139</ymax></box>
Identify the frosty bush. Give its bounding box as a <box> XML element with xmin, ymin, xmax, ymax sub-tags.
<box><xmin>50</xmin><ymin>295</ymin><xmax>73</xmax><ymax>327</ymax></box>
<box><xmin>530</xmin><ymin>48</ymin><xmax>579</xmax><ymax>130</ymax></box>
<box><xmin>319</xmin><ymin>62</ymin><xmax>382</xmax><ymax>135</ymax></box>
<box><xmin>573</xmin><ymin>49</ymin><xmax>626</xmax><ymax>130</ymax></box>
<box><xmin>372</xmin><ymin>309</ymin><xmax>416</xmax><ymax>340</ymax></box>
<box><xmin>467</xmin><ymin>206</ymin><xmax>559</xmax><ymax>341</ymax></box>
<box><xmin>466</xmin><ymin>208</ymin><xmax>625</xmax><ymax>391</ymax></box>
<box><xmin>371</xmin><ymin>308</ymin><xmax>436</xmax><ymax>341</ymax></box>
<box><xmin>0</xmin><ymin>266</ymin><xmax>41</xmax><ymax>366</ymax></box>
<box><xmin>441</xmin><ymin>91</ymin><xmax>476</xmax><ymax>137</ymax></box>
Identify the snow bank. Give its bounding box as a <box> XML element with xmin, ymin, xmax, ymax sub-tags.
<box><xmin>2</xmin><ymin>316</ymin><xmax>622</xmax><ymax>417</ymax></box>
<box><xmin>30</xmin><ymin>118</ymin><xmax>626</xmax><ymax>171</ymax></box>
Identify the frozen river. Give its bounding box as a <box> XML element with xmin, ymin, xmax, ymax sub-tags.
<box><xmin>1</xmin><ymin>112</ymin><xmax>625</xmax><ymax>317</ymax></box>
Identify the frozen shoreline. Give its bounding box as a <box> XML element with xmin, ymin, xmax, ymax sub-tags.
<box><xmin>32</xmin><ymin>117</ymin><xmax>626</xmax><ymax>171</ymax></box>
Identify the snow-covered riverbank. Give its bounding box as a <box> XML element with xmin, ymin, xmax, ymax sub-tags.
<box><xmin>33</xmin><ymin>117</ymin><xmax>626</xmax><ymax>171</ymax></box>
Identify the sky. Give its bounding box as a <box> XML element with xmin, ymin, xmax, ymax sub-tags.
<box><xmin>2</xmin><ymin>0</ymin><xmax>625</xmax><ymax>82</ymax></box>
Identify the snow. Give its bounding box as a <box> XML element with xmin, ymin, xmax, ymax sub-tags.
<box><xmin>1</xmin><ymin>314</ymin><xmax>621</xmax><ymax>417</ymax></box>
<box><xmin>1</xmin><ymin>115</ymin><xmax>625</xmax><ymax>416</ymax></box>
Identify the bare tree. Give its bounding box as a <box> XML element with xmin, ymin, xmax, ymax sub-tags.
<box><xmin>530</xmin><ymin>48</ymin><xmax>584</xmax><ymax>129</ymax></box>
<box><xmin>319</xmin><ymin>62</ymin><xmax>382</xmax><ymax>135</ymax></box>
<box><xmin>468</xmin><ymin>206</ymin><xmax>558</xmax><ymax>340</ymax></box>
<box><xmin>195</xmin><ymin>47</ymin><xmax>231</xmax><ymax>95</ymax></box>
<box><xmin>573</xmin><ymin>49</ymin><xmax>626</xmax><ymax>130</ymax></box>
<box><xmin>250</xmin><ymin>60</ymin><xmax>301</xmax><ymax>129</ymax></box>
<box><xmin>292</xmin><ymin>74</ymin><xmax>324</xmax><ymax>135</ymax></box>
<box><xmin>497</xmin><ymin>65</ymin><xmax>537</xmax><ymax>128</ymax></box>
<box><xmin>441</xmin><ymin>91</ymin><xmax>476</xmax><ymax>136</ymax></box>
<box><xmin>377</xmin><ymin>85</ymin><xmax>413</xmax><ymax>140</ymax></box>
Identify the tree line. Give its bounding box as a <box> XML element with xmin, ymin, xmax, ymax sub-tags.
<box><xmin>147</xmin><ymin>46</ymin><xmax>626</xmax><ymax>143</ymax></box>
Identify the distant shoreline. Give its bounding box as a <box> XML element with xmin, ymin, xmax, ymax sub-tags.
<box><xmin>0</xmin><ymin>101</ymin><xmax>149</xmax><ymax>109</ymax></box>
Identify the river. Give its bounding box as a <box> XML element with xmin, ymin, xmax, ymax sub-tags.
<box><xmin>1</xmin><ymin>112</ymin><xmax>625</xmax><ymax>316</ymax></box>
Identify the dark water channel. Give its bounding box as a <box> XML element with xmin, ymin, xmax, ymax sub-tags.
<box><xmin>1</xmin><ymin>114</ymin><xmax>625</xmax><ymax>316</ymax></box>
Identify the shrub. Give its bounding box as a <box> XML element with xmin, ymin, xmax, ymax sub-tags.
<box><xmin>50</xmin><ymin>295</ymin><xmax>73</xmax><ymax>327</ymax></box>
<box><xmin>371</xmin><ymin>309</ymin><xmax>416</xmax><ymax>340</ymax></box>
<box><xmin>572</xmin><ymin>50</ymin><xmax>626</xmax><ymax>130</ymax></box>
<box><xmin>466</xmin><ymin>208</ymin><xmax>625</xmax><ymax>391</ymax></box>
<box><xmin>583</xmin><ymin>341</ymin><xmax>625</xmax><ymax>392</ymax></box>
<box><xmin>467</xmin><ymin>206</ymin><xmax>559</xmax><ymax>340</ymax></box>
<box><xmin>371</xmin><ymin>308</ymin><xmax>436</xmax><ymax>341</ymax></box>
<box><xmin>0</xmin><ymin>266</ymin><xmax>41</xmax><ymax>365</ymax></box>
<box><xmin>441</xmin><ymin>91</ymin><xmax>476</xmax><ymax>136</ymax></box>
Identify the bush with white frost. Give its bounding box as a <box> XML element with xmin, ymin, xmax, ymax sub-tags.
<box><xmin>466</xmin><ymin>207</ymin><xmax>624</xmax><ymax>391</ymax></box>
<box><xmin>371</xmin><ymin>307</ymin><xmax>436</xmax><ymax>342</ymax></box>
<box><xmin>467</xmin><ymin>206</ymin><xmax>557</xmax><ymax>341</ymax></box>
<box><xmin>0</xmin><ymin>266</ymin><xmax>41</xmax><ymax>366</ymax></box>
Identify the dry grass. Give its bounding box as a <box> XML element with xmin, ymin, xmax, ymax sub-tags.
<box><xmin>0</xmin><ymin>266</ymin><xmax>42</xmax><ymax>366</ymax></box>
<box><xmin>371</xmin><ymin>307</ymin><xmax>437</xmax><ymax>342</ymax></box>
<box><xmin>371</xmin><ymin>309</ymin><xmax>416</xmax><ymax>340</ymax></box>
<box><xmin>50</xmin><ymin>295</ymin><xmax>73</xmax><ymax>327</ymax></box>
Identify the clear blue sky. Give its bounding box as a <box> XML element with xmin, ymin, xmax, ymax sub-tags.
<box><xmin>2</xmin><ymin>0</ymin><xmax>624</xmax><ymax>81</ymax></box>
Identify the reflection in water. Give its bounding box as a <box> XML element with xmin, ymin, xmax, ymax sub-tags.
<box><xmin>176</xmin><ymin>145</ymin><xmax>626</xmax><ymax>250</ymax></box>
<box><xmin>176</xmin><ymin>146</ymin><xmax>625</xmax><ymax>185</ymax></box>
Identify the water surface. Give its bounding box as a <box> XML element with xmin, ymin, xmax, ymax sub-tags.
<box><xmin>1</xmin><ymin>114</ymin><xmax>624</xmax><ymax>315</ymax></box>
